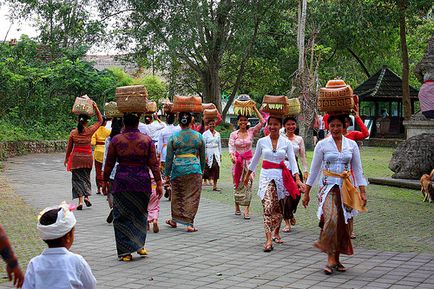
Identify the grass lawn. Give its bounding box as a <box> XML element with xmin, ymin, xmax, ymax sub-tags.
<box><xmin>202</xmin><ymin>146</ymin><xmax>434</xmax><ymax>253</ymax></box>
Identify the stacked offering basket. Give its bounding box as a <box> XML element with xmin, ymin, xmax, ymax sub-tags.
<box><xmin>104</xmin><ymin>101</ymin><xmax>123</xmax><ymax>118</ymax></box>
<box><xmin>172</xmin><ymin>95</ymin><xmax>203</xmax><ymax>113</ymax></box>
<box><xmin>233</xmin><ymin>94</ymin><xmax>257</xmax><ymax>116</ymax></box>
<box><xmin>116</xmin><ymin>85</ymin><xmax>148</xmax><ymax>113</ymax></box>
<box><xmin>261</xmin><ymin>95</ymin><xmax>290</xmax><ymax>117</ymax></box>
<box><xmin>318</xmin><ymin>80</ymin><xmax>355</xmax><ymax>114</ymax></box>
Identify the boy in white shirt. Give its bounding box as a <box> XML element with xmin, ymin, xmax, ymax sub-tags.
<box><xmin>22</xmin><ymin>203</ymin><xmax>96</xmax><ymax>289</ymax></box>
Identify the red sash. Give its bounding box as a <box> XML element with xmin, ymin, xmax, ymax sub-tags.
<box><xmin>67</xmin><ymin>146</ymin><xmax>92</xmax><ymax>171</ymax></box>
<box><xmin>262</xmin><ymin>160</ymin><xmax>300</xmax><ymax>199</ymax></box>
<box><xmin>233</xmin><ymin>150</ymin><xmax>253</xmax><ymax>188</ymax></box>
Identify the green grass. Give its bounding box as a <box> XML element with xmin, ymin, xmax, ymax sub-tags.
<box><xmin>202</xmin><ymin>146</ymin><xmax>434</xmax><ymax>253</ymax></box>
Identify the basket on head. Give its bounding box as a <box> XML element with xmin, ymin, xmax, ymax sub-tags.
<box><xmin>116</xmin><ymin>85</ymin><xmax>148</xmax><ymax>113</ymax></box>
<box><xmin>318</xmin><ymin>80</ymin><xmax>354</xmax><ymax>113</ymax></box>
<box><xmin>233</xmin><ymin>94</ymin><xmax>257</xmax><ymax>117</ymax></box>
<box><xmin>202</xmin><ymin>103</ymin><xmax>217</xmax><ymax>110</ymax></box>
<box><xmin>72</xmin><ymin>95</ymin><xmax>95</xmax><ymax>116</ymax></box>
<box><xmin>287</xmin><ymin>98</ymin><xmax>301</xmax><ymax>117</ymax></box>
<box><xmin>172</xmin><ymin>95</ymin><xmax>203</xmax><ymax>113</ymax></box>
<box><xmin>104</xmin><ymin>101</ymin><xmax>123</xmax><ymax>118</ymax></box>
<box><xmin>145</xmin><ymin>101</ymin><xmax>158</xmax><ymax>114</ymax></box>
<box><xmin>261</xmin><ymin>95</ymin><xmax>290</xmax><ymax>117</ymax></box>
<box><xmin>203</xmin><ymin>108</ymin><xmax>219</xmax><ymax>123</ymax></box>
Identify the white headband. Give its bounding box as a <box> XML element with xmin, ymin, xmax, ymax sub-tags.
<box><xmin>37</xmin><ymin>202</ymin><xmax>76</xmax><ymax>240</ymax></box>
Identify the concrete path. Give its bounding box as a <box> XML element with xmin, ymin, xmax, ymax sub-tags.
<box><xmin>2</xmin><ymin>153</ymin><xmax>434</xmax><ymax>289</ymax></box>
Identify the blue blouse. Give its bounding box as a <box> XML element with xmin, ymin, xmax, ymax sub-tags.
<box><xmin>165</xmin><ymin>128</ymin><xmax>206</xmax><ymax>180</ymax></box>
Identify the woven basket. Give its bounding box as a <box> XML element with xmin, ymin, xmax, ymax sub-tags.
<box><xmin>163</xmin><ymin>102</ymin><xmax>174</xmax><ymax>114</ymax></box>
<box><xmin>104</xmin><ymin>102</ymin><xmax>123</xmax><ymax>118</ymax></box>
<box><xmin>72</xmin><ymin>95</ymin><xmax>94</xmax><ymax>116</ymax></box>
<box><xmin>233</xmin><ymin>98</ymin><xmax>256</xmax><ymax>116</ymax></box>
<box><xmin>172</xmin><ymin>95</ymin><xmax>203</xmax><ymax>113</ymax></box>
<box><xmin>261</xmin><ymin>95</ymin><xmax>290</xmax><ymax>116</ymax></box>
<box><xmin>202</xmin><ymin>103</ymin><xmax>216</xmax><ymax>110</ymax></box>
<box><xmin>203</xmin><ymin>108</ymin><xmax>218</xmax><ymax>121</ymax></box>
<box><xmin>146</xmin><ymin>101</ymin><xmax>158</xmax><ymax>114</ymax></box>
<box><xmin>318</xmin><ymin>79</ymin><xmax>354</xmax><ymax>113</ymax></box>
<box><xmin>287</xmin><ymin>98</ymin><xmax>301</xmax><ymax>117</ymax></box>
<box><xmin>116</xmin><ymin>85</ymin><xmax>148</xmax><ymax>113</ymax></box>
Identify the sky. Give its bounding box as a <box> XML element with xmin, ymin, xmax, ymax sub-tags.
<box><xmin>0</xmin><ymin>4</ymin><xmax>37</xmax><ymax>41</ymax></box>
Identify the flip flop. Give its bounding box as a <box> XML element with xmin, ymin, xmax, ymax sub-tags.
<box><xmin>234</xmin><ymin>211</ymin><xmax>241</xmax><ymax>215</ymax></box>
<box><xmin>186</xmin><ymin>227</ymin><xmax>198</xmax><ymax>232</ymax></box>
<box><xmin>84</xmin><ymin>198</ymin><xmax>92</xmax><ymax>207</ymax></box>
<box><xmin>290</xmin><ymin>217</ymin><xmax>296</xmax><ymax>226</ymax></box>
<box><xmin>263</xmin><ymin>243</ymin><xmax>274</xmax><ymax>252</ymax></box>
<box><xmin>323</xmin><ymin>264</ymin><xmax>334</xmax><ymax>275</ymax></box>
<box><xmin>212</xmin><ymin>188</ymin><xmax>221</xmax><ymax>192</ymax></box>
<box><xmin>165</xmin><ymin>219</ymin><xmax>177</xmax><ymax>228</ymax></box>
<box><xmin>336</xmin><ymin>263</ymin><xmax>346</xmax><ymax>272</ymax></box>
<box><xmin>282</xmin><ymin>227</ymin><xmax>291</xmax><ymax>233</ymax></box>
<box><xmin>272</xmin><ymin>237</ymin><xmax>284</xmax><ymax>244</ymax></box>
<box><xmin>243</xmin><ymin>213</ymin><xmax>251</xmax><ymax>220</ymax></box>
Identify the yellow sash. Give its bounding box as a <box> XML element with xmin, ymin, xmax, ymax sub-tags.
<box><xmin>323</xmin><ymin>170</ymin><xmax>367</xmax><ymax>212</ymax></box>
<box><xmin>176</xmin><ymin>154</ymin><xmax>196</xmax><ymax>158</ymax></box>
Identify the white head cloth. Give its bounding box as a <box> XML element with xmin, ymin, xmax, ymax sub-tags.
<box><xmin>37</xmin><ymin>202</ymin><xmax>76</xmax><ymax>240</ymax></box>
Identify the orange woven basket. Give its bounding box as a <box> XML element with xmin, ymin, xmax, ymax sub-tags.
<box><xmin>172</xmin><ymin>95</ymin><xmax>203</xmax><ymax>113</ymax></box>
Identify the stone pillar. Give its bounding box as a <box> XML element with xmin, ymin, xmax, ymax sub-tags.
<box><xmin>403</xmin><ymin>112</ymin><xmax>434</xmax><ymax>139</ymax></box>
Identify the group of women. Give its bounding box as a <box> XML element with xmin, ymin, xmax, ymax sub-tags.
<box><xmin>64</xmin><ymin>98</ymin><xmax>368</xmax><ymax>275</ymax></box>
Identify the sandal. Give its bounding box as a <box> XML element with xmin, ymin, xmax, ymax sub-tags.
<box><xmin>272</xmin><ymin>237</ymin><xmax>284</xmax><ymax>244</ymax></box>
<box><xmin>119</xmin><ymin>254</ymin><xmax>133</xmax><ymax>262</ymax></box>
<box><xmin>336</xmin><ymin>263</ymin><xmax>346</xmax><ymax>272</ymax></box>
<box><xmin>234</xmin><ymin>210</ymin><xmax>241</xmax><ymax>216</ymax></box>
<box><xmin>243</xmin><ymin>213</ymin><xmax>251</xmax><ymax>220</ymax></box>
<box><xmin>76</xmin><ymin>204</ymin><xmax>83</xmax><ymax>210</ymax></box>
<box><xmin>290</xmin><ymin>217</ymin><xmax>296</xmax><ymax>226</ymax></box>
<box><xmin>137</xmin><ymin>248</ymin><xmax>148</xmax><ymax>256</ymax></box>
<box><xmin>212</xmin><ymin>187</ymin><xmax>221</xmax><ymax>192</ymax></box>
<box><xmin>323</xmin><ymin>264</ymin><xmax>334</xmax><ymax>275</ymax></box>
<box><xmin>186</xmin><ymin>226</ymin><xmax>198</xmax><ymax>232</ymax></box>
<box><xmin>350</xmin><ymin>232</ymin><xmax>356</xmax><ymax>239</ymax></box>
<box><xmin>84</xmin><ymin>198</ymin><xmax>92</xmax><ymax>207</ymax></box>
<box><xmin>165</xmin><ymin>219</ymin><xmax>177</xmax><ymax>228</ymax></box>
<box><xmin>263</xmin><ymin>243</ymin><xmax>274</xmax><ymax>252</ymax></box>
<box><xmin>282</xmin><ymin>226</ymin><xmax>291</xmax><ymax>233</ymax></box>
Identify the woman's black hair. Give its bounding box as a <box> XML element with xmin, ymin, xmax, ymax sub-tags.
<box><xmin>237</xmin><ymin>114</ymin><xmax>249</xmax><ymax>121</ymax></box>
<box><xmin>77</xmin><ymin>114</ymin><xmax>89</xmax><ymax>134</ymax></box>
<box><xmin>327</xmin><ymin>114</ymin><xmax>347</xmax><ymax>126</ymax></box>
<box><xmin>166</xmin><ymin>113</ymin><xmax>176</xmax><ymax>125</ymax></box>
<box><xmin>178</xmin><ymin>112</ymin><xmax>193</xmax><ymax>127</ymax></box>
<box><xmin>344</xmin><ymin>115</ymin><xmax>353</xmax><ymax>127</ymax></box>
<box><xmin>144</xmin><ymin>114</ymin><xmax>153</xmax><ymax>124</ymax></box>
<box><xmin>283</xmin><ymin>116</ymin><xmax>297</xmax><ymax>126</ymax></box>
<box><xmin>110</xmin><ymin>117</ymin><xmax>123</xmax><ymax>138</ymax></box>
<box><xmin>123</xmin><ymin>113</ymin><xmax>140</xmax><ymax>128</ymax></box>
<box><xmin>267</xmin><ymin>115</ymin><xmax>283</xmax><ymax>126</ymax></box>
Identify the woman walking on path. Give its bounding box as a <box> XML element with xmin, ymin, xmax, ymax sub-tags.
<box><xmin>64</xmin><ymin>101</ymin><xmax>103</xmax><ymax>210</ymax></box>
<box><xmin>229</xmin><ymin>109</ymin><xmax>265</xmax><ymax>219</ymax></box>
<box><xmin>244</xmin><ymin>116</ymin><xmax>305</xmax><ymax>252</ymax></box>
<box><xmin>102</xmin><ymin>117</ymin><xmax>123</xmax><ymax>223</ymax></box>
<box><xmin>103</xmin><ymin>113</ymin><xmax>163</xmax><ymax>261</ymax></box>
<box><xmin>281</xmin><ymin>117</ymin><xmax>308</xmax><ymax>232</ymax></box>
<box><xmin>302</xmin><ymin>114</ymin><xmax>367</xmax><ymax>275</ymax></box>
<box><xmin>165</xmin><ymin>112</ymin><xmax>205</xmax><ymax>232</ymax></box>
<box><xmin>202</xmin><ymin>119</ymin><xmax>222</xmax><ymax>191</ymax></box>
<box><xmin>157</xmin><ymin>113</ymin><xmax>181</xmax><ymax>199</ymax></box>
<box><xmin>91</xmin><ymin>117</ymin><xmax>110</xmax><ymax>194</ymax></box>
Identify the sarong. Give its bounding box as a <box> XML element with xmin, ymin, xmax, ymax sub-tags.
<box><xmin>94</xmin><ymin>160</ymin><xmax>104</xmax><ymax>189</ymax></box>
<box><xmin>147</xmin><ymin>181</ymin><xmax>160</xmax><ymax>222</ymax></box>
<box><xmin>234</xmin><ymin>161</ymin><xmax>253</xmax><ymax>206</ymax></box>
<box><xmin>262</xmin><ymin>180</ymin><xmax>283</xmax><ymax>233</ymax></box>
<box><xmin>171</xmin><ymin>174</ymin><xmax>202</xmax><ymax>227</ymax></box>
<box><xmin>314</xmin><ymin>186</ymin><xmax>353</xmax><ymax>255</ymax></box>
<box><xmin>203</xmin><ymin>156</ymin><xmax>220</xmax><ymax>180</ymax></box>
<box><xmin>113</xmin><ymin>191</ymin><xmax>150</xmax><ymax>257</ymax></box>
<box><xmin>71</xmin><ymin>168</ymin><xmax>91</xmax><ymax>199</ymax></box>
<box><xmin>281</xmin><ymin>164</ymin><xmax>303</xmax><ymax>220</ymax></box>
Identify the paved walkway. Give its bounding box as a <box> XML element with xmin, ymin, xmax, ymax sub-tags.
<box><xmin>2</xmin><ymin>153</ymin><xmax>434</xmax><ymax>289</ymax></box>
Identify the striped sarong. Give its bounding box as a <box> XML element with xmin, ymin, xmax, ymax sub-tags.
<box><xmin>171</xmin><ymin>174</ymin><xmax>202</xmax><ymax>227</ymax></box>
<box><xmin>71</xmin><ymin>168</ymin><xmax>91</xmax><ymax>199</ymax></box>
<box><xmin>113</xmin><ymin>191</ymin><xmax>150</xmax><ymax>257</ymax></box>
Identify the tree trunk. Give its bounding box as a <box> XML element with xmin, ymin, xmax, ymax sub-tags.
<box><xmin>201</xmin><ymin>61</ymin><xmax>222</xmax><ymax>112</ymax></box>
<box><xmin>399</xmin><ymin>0</ymin><xmax>411</xmax><ymax>120</ymax></box>
<box><xmin>297</xmin><ymin>0</ymin><xmax>307</xmax><ymax>71</ymax></box>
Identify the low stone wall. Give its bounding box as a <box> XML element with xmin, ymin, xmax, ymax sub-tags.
<box><xmin>0</xmin><ymin>140</ymin><xmax>67</xmax><ymax>161</ymax></box>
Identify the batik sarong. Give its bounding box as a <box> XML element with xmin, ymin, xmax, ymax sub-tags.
<box><xmin>94</xmin><ymin>160</ymin><xmax>104</xmax><ymax>189</ymax></box>
<box><xmin>171</xmin><ymin>174</ymin><xmax>202</xmax><ymax>227</ymax></box>
<box><xmin>234</xmin><ymin>162</ymin><xmax>253</xmax><ymax>206</ymax></box>
<box><xmin>314</xmin><ymin>186</ymin><xmax>353</xmax><ymax>255</ymax></box>
<box><xmin>203</xmin><ymin>156</ymin><xmax>220</xmax><ymax>180</ymax></box>
<box><xmin>262</xmin><ymin>180</ymin><xmax>283</xmax><ymax>233</ymax></box>
<box><xmin>71</xmin><ymin>168</ymin><xmax>91</xmax><ymax>199</ymax></box>
<box><xmin>113</xmin><ymin>191</ymin><xmax>150</xmax><ymax>257</ymax></box>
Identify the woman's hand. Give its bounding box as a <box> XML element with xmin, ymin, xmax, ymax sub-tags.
<box><xmin>64</xmin><ymin>159</ymin><xmax>68</xmax><ymax>167</ymax></box>
<box><xmin>156</xmin><ymin>181</ymin><xmax>163</xmax><ymax>199</ymax></box>
<box><xmin>303</xmin><ymin>171</ymin><xmax>309</xmax><ymax>182</ymax></box>
<box><xmin>296</xmin><ymin>179</ymin><xmax>306</xmax><ymax>193</ymax></box>
<box><xmin>230</xmin><ymin>155</ymin><xmax>236</xmax><ymax>164</ymax></box>
<box><xmin>102</xmin><ymin>181</ymin><xmax>110</xmax><ymax>196</ymax></box>
<box><xmin>359</xmin><ymin>186</ymin><xmax>367</xmax><ymax>207</ymax></box>
<box><xmin>302</xmin><ymin>193</ymin><xmax>310</xmax><ymax>208</ymax></box>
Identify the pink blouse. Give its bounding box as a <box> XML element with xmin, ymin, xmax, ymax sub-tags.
<box><xmin>229</xmin><ymin>121</ymin><xmax>264</xmax><ymax>155</ymax></box>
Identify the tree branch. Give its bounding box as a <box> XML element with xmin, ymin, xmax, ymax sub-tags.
<box><xmin>347</xmin><ymin>47</ymin><xmax>370</xmax><ymax>78</ymax></box>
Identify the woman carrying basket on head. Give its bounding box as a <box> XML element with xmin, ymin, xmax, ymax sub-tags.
<box><xmin>65</xmin><ymin>101</ymin><xmax>103</xmax><ymax>210</ymax></box>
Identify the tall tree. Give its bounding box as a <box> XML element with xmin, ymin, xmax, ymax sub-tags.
<box><xmin>97</xmin><ymin>0</ymin><xmax>279</xmax><ymax>112</ymax></box>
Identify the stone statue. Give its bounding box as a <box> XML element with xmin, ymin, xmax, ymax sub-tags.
<box><xmin>389</xmin><ymin>133</ymin><xmax>434</xmax><ymax>179</ymax></box>
<box><xmin>414</xmin><ymin>35</ymin><xmax>434</xmax><ymax>119</ymax></box>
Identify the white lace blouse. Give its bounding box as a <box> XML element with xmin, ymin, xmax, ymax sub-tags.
<box><xmin>249</xmin><ymin>136</ymin><xmax>299</xmax><ymax>200</ymax></box>
<box><xmin>203</xmin><ymin>129</ymin><xmax>222</xmax><ymax>167</ymax></box>
<box><xmin>158</xmin><ymin>124</ymin><xmax>181</xmax><ymax>163</ymax></box>
<box><xmin>306</xmin><ymin>136</ymin><xmax>368</xmax><ymax>223</ymax></box>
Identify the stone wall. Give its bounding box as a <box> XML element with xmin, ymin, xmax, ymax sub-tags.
<box><xmin>0</xmin><ymin>140</ymin><xmax>67</xmax><ymax>161</ymax></box>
